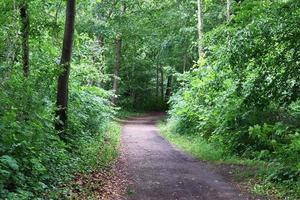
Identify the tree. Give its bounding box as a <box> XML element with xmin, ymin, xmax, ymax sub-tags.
<box><xmin>160</xmin><ymin>66</ymin><xmax>164</xmax><ymax>102</ymax></box>
<box><xmin>112</xmin><ymin>35</ymin><xmax>122</xmax><ymax>105</ymax></box>
<box><xmin>55</xmin><ymin>0</ymin><xmax>76</xmax><ymax>133</ymax></box>
<box><xmin>19</xmin><ymin>1</ymin><xmax>30</xmax><ymax>77</ymax></box>
<box><xmin>165</xmin><ymin>75</ymin><xmax>172</xmax><ymax>102</ymax></box>
<box><xmin>112</xmin><ymin>3</ymin><xmax>126</xmax><ymax>105</ymax></box>
<box><xmin>226</xmin><ymin>0</ymin><xmax>231</xmax><ymax>22</ymax></box>
<box><xmin>197</xmin><ymin>0</ymin><xmax>204</xmax><ymax>59</ymax></box>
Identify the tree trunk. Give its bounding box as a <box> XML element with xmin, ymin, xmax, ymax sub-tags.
<box><xmin>183</xmin><ymin>53</ymin><xmax>187</xmax><ymax>73</ymax></box>
<box><xmin>98</xmin><ymin>35</ymin><xmax>104</xmax><ymax>50</ymax></box>
<box><xmin>55</xmin><ymin>0</ymin><xmax>76</xmax><ymax>134</ymax></box>
<box><xmin>160</xmin><ymin>66</ymin><xmax>164</xmax><ymax>102</ymax></box>
<box><xmin>20</xmin><ymin>3</ymin><xmax>30</xmax><ymax>77</ymax></box>
<box><xmin>165</xmin><ymin>75</ymin><xmax>172</xmax><ymax>102</ymax></box>
<box><xmin>112</xmin><ymin>36</ymin><xmax>122</xmax><ymax>105</ymax></box>
<box><xmin>226</xmin><ymin>0</ymin><xmax>231</xmax><ymax>22</ymax></box>
<box><xmin>197</xmin><ymin>0</ymin><xmax>204</xmax><ymax>59</ymax></box>
<box><xmin>156</xmin><ymin>64</ymin><xmax>159</xmax><ymax>98</ymax></box>
<box><xmin>96</xmin><ymin>35</ymin><xmax>104</xmax><ymax>87</ymax></box>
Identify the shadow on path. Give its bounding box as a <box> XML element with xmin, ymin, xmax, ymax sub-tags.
<box><xmin>121</xmin><ymin>113</ymin><xmax>256</xmax><ymax>200</ymax></box>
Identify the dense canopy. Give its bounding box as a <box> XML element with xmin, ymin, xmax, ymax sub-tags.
<box><xmin>0</xmin><ymin>0</ymin><xmax>299</xmax><ymax>199</ymax></box>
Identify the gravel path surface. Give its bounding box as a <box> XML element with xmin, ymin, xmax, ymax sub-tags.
<box><xmin>121</xmin><ymin>113</ymin><xmax>255</xmax><ymax>200</ymax></box>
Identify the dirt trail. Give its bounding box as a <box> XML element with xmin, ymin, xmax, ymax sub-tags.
<box><xmin>121</xmin><ymin>113</ymin><xmax>256</xmax><ymax>200</ymax></box>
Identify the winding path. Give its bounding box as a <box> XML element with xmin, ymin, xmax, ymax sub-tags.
<box><xmin>121</xmin><ymin>113</ymin><xmax>253</xmax><ymax>200</ymax></box>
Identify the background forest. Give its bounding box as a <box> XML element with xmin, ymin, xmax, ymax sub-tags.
<box><xmin>0</xmin><ymin>0</ymin><xmax>299</xmax><ymax>199</ymax></box>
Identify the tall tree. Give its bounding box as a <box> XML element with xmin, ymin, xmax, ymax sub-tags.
<box><xmin>112</xmin><ymin>3</ymin><xmax>126</xmax><ymax>105</ymax></box>
<box><xmin>112</xmin><ymin>35</ymin><xmax>122</xmax><ymax>105</ymax></box>
<box><xmin>197</xmin><ymin>0</ymin><xmax>204</xmax><ymax>59</ymax></box>
<box><xmin>55</xmin><ymin>0</ymin><xmax>76</xmax><ymax>133</ymax></box>
<box><xmin>156</xmin><ymin>64</ymin><xmax>159</xmax><ymax>98</ymax></box>
<box><xmin>160</xmin><ymin>65</ymin><xmax>164</xmax><ymax>102</ymax></box>
<box><xmin>226</xmin><ymin>0</ymin><xmax>231</xmax><ymax>22</ymax></box>
<box><xmin>165</xmin><ymin>75</ymin><xmax>172</xmax><ymax>102</ymax></box>
<box><xmin>19</xmin><ymin>2</ymin><xmax>30</xmax><ymax>77</ymax></box>
<box><xmin>183</xmin><ymin>51</ymin><xmax>187</xmax><ymax>73</ymax></box>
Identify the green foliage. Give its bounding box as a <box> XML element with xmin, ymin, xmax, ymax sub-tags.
<box><xmin>0</xmin><ymin>71</ymin><xmax>115</xmax><ymax>198</ymax></box>
<box><xmin>168</xmin><ymin>0</ymin><xmax>300</xmax><ymax>198</ymax></box>
<box><xmin>0</xmin><ymin>1</ymin><xmax>116</xmax><ymax>199</ymax></box>
<box><xmin>159</xmin><ymin>122</ymin><xmax>225</xmax><ymax>162</ymax></box>
<box><xmin>1</xmin><ymin>0</ymin><xmax>300</xmax><ymax>199</ymax></box>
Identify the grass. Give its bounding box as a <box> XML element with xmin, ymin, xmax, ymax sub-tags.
<box><xmin>158</xmin><ymin>121</ymin><xmax>261</xmax><ymax>167</ymax></box>
<box><xmin>158</xmin><ymin>120</ymin><xmax>300</xmax><ymax>200</ymax></box>
<box><xmin>158</xmin><ymin>121</ymin><xmax>249</xmax><ymax>163</ymax></box>
<box><xmin>159</xmin><ymin>122</ymin><xmax>224</xmax><ymax>162</ymax></box>
<box><xmin>65</xmin><ymin>122</ymin><xmax>122</xmax><ymax>199</ymax></box>
<box><xmin>114</xmin><ymin>108</ymin><xmax>145</xmax><ymax>119</ymax></box>
<box><xmin>96</xmin><ymin>122</ymin><xmax>122</xmax><ymax>168</ymax></box>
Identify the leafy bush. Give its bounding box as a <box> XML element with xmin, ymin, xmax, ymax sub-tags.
<box><xmin>168</xmin><ymin>0</ymin><xmax>300</xmax><ymax>196</ymax></box>
<box><xmin>0</xmin><ymin>70</ymin><xmax>114</xmax><ymax>199</ymax></box>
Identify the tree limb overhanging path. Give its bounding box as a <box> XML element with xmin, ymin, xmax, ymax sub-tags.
<box><xmin>120</xmin><ymin>113</ymin><xmax>255</xmax><ymax>200</ymax></box>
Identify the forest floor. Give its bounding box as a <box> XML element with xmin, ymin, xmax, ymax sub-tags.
<box><xmin>109</xmin><ymin>113</ymin><xmax>269</xmax><ymax>200</ymax></box>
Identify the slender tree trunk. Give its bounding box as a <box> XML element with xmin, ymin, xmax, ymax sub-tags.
<box><xmin>197</xmin><ymin>0</ymin><xmax>204</xmax><ymax>59</ymax></box>
<box><xmin>111</xmin><ymin>2</ymin><xmax>125</xmax><ymax>105</ymax></box>
<box><xmin>55</xmin><ymin>0</ymin><xmax>76</xmax><ymax>134</ymax></box>
<box><xmin>98</xmin><ymin>35</ymin><xmax>104</xmax><ymax>50</ymax></box>
<box><xmin>54</xmin><ymin>1</ymin><xmax>63</xmax><ymax>40</ymax></box>
<box><xmin>183</xmin><ymin>53</ymin><xmax>187</xmax><ymax>73</ymax></box>
<box><xmin>112</xmin><ymin>36</ymin><xmax>122</xmax><ymax>105</ymax></box>
<box><xmin>20</xmin><ymin>3</ymin><xmax>29</xmax><ymax>77</ymax></box>
<box><xmin>160</xmin><ymin>66</ymin><xmax>164</xmax><ymax>102</ymax></box>
<box><xmin>156</xmin><ymin>64</ymin><xmax>159</xmax><ymax>98</ymax></box>
<box><xmin>165</xmin><ymin>75</ymin><xmax>172</xmax><ymax>102</ymax></box>
<box><xmin>226</xmin><ymin>0</ymin><xmax>231</xmax><ymax>22</ymax></box>
<box><xmin>95</xmin><ymin>35</ymin><xmax>104</xmax><ymax>87</ymax></box>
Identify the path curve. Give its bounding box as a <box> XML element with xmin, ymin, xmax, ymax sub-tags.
<box><xmin>121</xmin><ymin>113</ymin><xmax>254</xmax><ymax>200</ymax></box>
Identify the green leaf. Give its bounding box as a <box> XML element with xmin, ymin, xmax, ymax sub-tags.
<box><xmin>0</xmin><ymin>155</ymin><xmax>19</xmax><ymax>171</ymax></box>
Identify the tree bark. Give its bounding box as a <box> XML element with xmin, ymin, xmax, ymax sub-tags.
<box><xmin>111</xmin><ymin>2</ymin><xmax>125</xmax><ymax>105</ymax></box>
<box><xmin>98</xmin><ymin>35</ymin><xmax>104</xmax><ymax>50</ymax></box>
<box><xmin>197</xmin><ymin>0</ymin><xmax>204</xmax><ymax>59</ymax></box>
<box><xmin>183</xmin><ymin>53</ymin><xmax>187</xmax><ymax>73</ymax></box>
<box><xmin>55</xmin><ymin>0</ymin><xmax>76</xmax><ymax>133</ymax></box>
<box><xmin>160</xmin><ymin>66</ymin><xmax>164</xmax><ymax>102</ymax></box>
<box><xmin>156</xmin><ymin>64</ymin><xmax>159</xmax><ymax>98</ymax></box>
<box><xmin>96</xmin><ymin>35</ymin><xmax>104</xmax><ymax>86</ymax></box>
<box><xmin>112</xmin><ymin>36</ymin><xmax>122</xmax><ymax>105</ymax></box>
<box><xmin>165</xmin><ymin>75</ymin><xmax>172</xmax><ymax>102</ymax></box>
<box><xmin>20</xmin><ymin>3</ymin><xmax>30</xmax><ymax>77</ymax></box>
<box><xmin>226</xmin><ymin>0</ymin><xmax>231</xmax><ymax>22</ymax></box>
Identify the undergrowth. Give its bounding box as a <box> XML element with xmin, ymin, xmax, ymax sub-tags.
<box><xmin>65</xmin><ymin>122</ymin><xmax>122</xmax><ymax>200</ymax></box>
<box><xmin>159</xmin><ymin>121</ymin><xmax>300</xmax><ymax>200</ymax></box>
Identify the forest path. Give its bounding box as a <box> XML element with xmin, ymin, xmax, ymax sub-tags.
<box><xmin>120</xmin><ymin>113</ymin><xmax>254</xmax><ymax>200</ymax></box>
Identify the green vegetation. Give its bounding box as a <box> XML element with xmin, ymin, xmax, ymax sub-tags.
<box><xmin>165</xmin><ymin>1</ymin><xmax>300</xmax><ymax>198</ymax></box>
<box><xmin>159</xmin><ymin>121</ymin><xmax>225</xmax><ymax>162</ymax></box>
<box><xmin>0</xmin><ymin>1</ymin><xmax>120</xmax><ymax>199</ymax></box>
<box><xmin>1</xmin><ymin>0</ymin><xmax>300</xmax><ymax>199</ymax></box>
<box><xmin>115</xmin><ymin>109</ymin><xmax>145</xmax><ymax>119</ymax></box>
<box><xmin>67</xmin><ymin>122</ymin><xmax>122</xmax><ymax>200</ymax></box>
<box><xmin>160</xmin><ymin>121</ymin><xmax>299</xmax><ymax>199</ymax></box>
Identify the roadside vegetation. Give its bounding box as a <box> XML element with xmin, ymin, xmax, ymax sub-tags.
<box><xmin>0</xmin><ymin>1</ymin><xmax>121</xmax><ymax>199</ymax></box>
<box><xmin>160</xmin><ymin>122</ymin><xmax>298</xmax><ymax>199</ymax></box>
<box><xmin>162</xmin><ymin>1</ymin><xmax>300</xmax><ymax>198</ymax></box>
<box><xmin>1</xmin><ymin>0</ymin><xmax>299</xmax><ymax>199</ymax></box>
